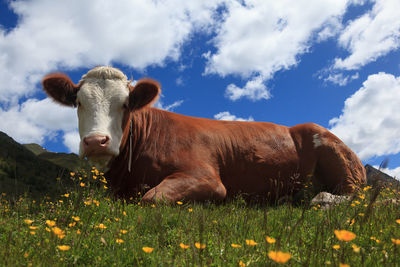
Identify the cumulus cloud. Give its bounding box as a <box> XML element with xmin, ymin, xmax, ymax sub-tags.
<box><xmin>214</xmin><ymin>111</ymin><xmax>254</xmax><ymax>121</ymax></box>
<box><xmin>329</xmin><ymin>72</ymin><xmax>400</xmax><ymax>160</ymax></box>
<box><xmin>0</xmin><ymin>0</ymin><xmax>224</xmax><ymax>103</ymax></box>
<box><xmin>155</xmin><ymin>99</ymin><xmax>184</xmax><ymax>112</ymax></box>
<box><xmin>63</xmin><ymin>131</ymin><xmax>80</xmax><ymax>154</ymax></box>
<box><xmin>0</xmin><ymin>98</ymin><xmax>78</xmax><ymax>150</ymax></box>
<box><xmin>205</xmin><ymin>0</ymin><xmax>353</xmax><ymax>100</ymax></box>
<box><xmin>334</xmin><ymin>0</ymin><xmax>400</xmax><ymax>70</ymax></box>
<box><xmin>323</xmin><ymin>72</ymin><xmax>359</xmax><ymax>86</ymax></box>
<box><xmin>225</xmin><ymin>76</ymin><xmax>271</xmax><ymax>101</ymax></box>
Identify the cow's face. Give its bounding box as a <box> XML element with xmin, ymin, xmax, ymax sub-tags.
<box><xmin>42</xmin><ymin>66</ymin><xmax>160</xmax><ymax>170</ymax></box>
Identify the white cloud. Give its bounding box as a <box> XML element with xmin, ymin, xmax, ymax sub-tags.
<box><xmin>0</xmin><ymin>98</ymin><xmax>78</xmax><ymax>151</ymax></box>
<box><xmin>334</xmin><ymin>0</ymin><xmax>400</xmax><ymax>70</ymax></box>
<box><xmin>0</xmin><ymin>0</ymin><xmax>224</xmax><ymax>103</ymax></box>
<box><xmin>214</xmin><ymin>111</ymin><xmax>254</xmax><ymax>121</ymax></box>
<box><xmin>204</xmin><ymin>0</ymin><xmax>354</xmax><ymax>100</ymax></box>
<box><xmin>225</xmin><ymin>76</ymin><xmax>271</xmax><ymax>101</ymax></box>
<box><xmin>63</xmin><ymin>131</ymin><xmax>80</xmax><ymax>154</ymax></box>
<box><xmin>324</xmin><ymin>72</ymin><xmax>359</xmax><ymax>86</ymax></box>
<box><xmin>329</xmin><ymin>72</ymin><xmax>400</xmax><ymax>160</ymax></box>
<box><xmin>155</xmin><ymin>99</ymin><xmax>184</xmax><ymax>112</ymax></box>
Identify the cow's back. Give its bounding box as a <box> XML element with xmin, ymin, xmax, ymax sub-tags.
<box><xmin>143</xmin><ymin>110</ymin><xmax>308</xmax><ymax>199</ymax></box>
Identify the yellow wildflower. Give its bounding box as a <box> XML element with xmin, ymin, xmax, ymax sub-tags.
<box><xmin>370</xmin><ymin>237</ymin><xmax>380</xmax><ymax>243</ymax></box>
<box><xmin>180</xmin><ymin>243</ymin><xmax>190</xmax><ymax>249</ymax></box>
<box><xmin>63</xmin><ymin>193</ymin><xmax>69</xmax><ymax>197</ymax></box>
<box><xmin>268</xmin><ymin>251</ymin><xmax>291</xmax><ymax>263</ymax></box>
<box><xmin>80</xmin><ymin>182</ymin><xmax>85</xmax><ymax>187</ymax></box>
<box><xmin>239</xmin><ymin>260</ymin><xmax>246</xmax><ymax>267</ymax></box>
<box><xmin>30</xmin><ymin>231</ymin><xmax>36</xmax><ymax>235</ymax></box>
<box><xmin>76</xmin><ymin>229</ymin><xmax>81</xmax><ymax>234</ymax></box>
<box><xmin>24</xmin><ymin>219</ymin><xmax>34</xmax><ymax>225</ymax></box>
<box><xmin>333</xmin><ymin>244</ymin><xmax>340</xmax><ymax>250</ymax></box>
<box><xmin>363</xmin><ymin>186</ymin><xmax>372</xmax><ymax>191</ymax></box>
<box><xmin>359</xmin><ymin>194</ymin><xmax>365</xmax><ymax>200</ymax></box>
<box><xmin>97</xmin><ymin>223</ymin><xmax>107</xmax><ymax>229</ymax></box>
<box><xmin>52</xmin><ymin>227</ymin><xmax>65</xmax><ymax>239</ymax></box>
<box><xmin>29</xmin><ymin>226</ymin><xmax>38</xmax><ymax>230</ymax></box>
<box><xmin>70</xmin><ymin>172</ymin><xmax>75</xmax><ymax>177</ymax></box>
<box><xmin>265</xmin><ymin>236</ymin><xmax>276</xmax><ymax>244</ymax></box>
<box><xmin>84</xmin><ymin>199</ymin><xmax>92</xmax><ymax>205</ymax></box>
<box><xmin>245</xmin><ymin>239</ymin><xmax>258</xmax><ymax>246</ymax></box>
<box><xmin>231</xmin><ymin>243</ymin><xmax>242</xmax><ymax>248</ymax></box>
<box><xmin>116</xmin><ymin>239</ymin><xmax>124</xmax><ymax>244</ymax></box>
<box><xmin>69</xmin><ymin>222</ymin><xmax>76</xmax><ymax>227</ymax></box>
<box><xmin>57</xmin><ymin>245</ymin><xmax>71</xmax><ymax>251</ymax></box>
<box><xmin>176</xmin><ymin>201</ymin><xmax>183</xmax><ymax>205</ymax></box>
<box><xmin>352</xmin><ymin>244</ymin><xmax>360</xmax><ymax>253</ymax></box>
<box><xmin>396</xmin><ymin>219</ymin><xmax>400</xmax><ymax>224</ymax></box>
<box><xmin>72</xmin><ymin>216</ymin><xmax>80</xmax><ymax>222</ymax></box>
<box><xmin>334</xmin><ymin>230</ymin><xmax>356</xmax><ymax>242</ymax></box>
<box><xmin>142</xmin><ymin>247</ymin><xmax>154</xmax><ymax>253</ymax></box>
<box><xmin>195</xmin><ymin>242</ymin><xmax>206</xmax><ymax>249</ymax></box>
<box><xmin>46</xmin><ymin>220</ymin><xmax>56</xmax><ymax>227</ymax></box>
<box><xmin>392</xmin><ymin>239</ymin><xmax>400</xmax><ymax>245</ymax></box>
<box><xmin>123</xmin><ymin>211</ymin><xmax>127</xmax><ymax>216</ymax></box>
<box><xmin>188</xmin><ymin>208</ymin><xmax>193</xmax><ymax>212</ymax></box>
<box><xmin>120</xmin><ymin>229</ymin><xmax>128</xmax><ymax>234</ymax></box>
<box><xmin>339</xmin><ymin>264</ymin><xmax>350</xmax><ymax>267</ymax></box>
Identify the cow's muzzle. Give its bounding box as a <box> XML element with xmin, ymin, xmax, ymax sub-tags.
<box><xmin>83</xmin><ymin>135</ymin><xmax>111</xmax><ymax>156</ymax></box>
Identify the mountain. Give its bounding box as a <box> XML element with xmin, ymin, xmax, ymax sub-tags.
<box><xmin>0</xmin><ymin>131</ymin><xmax>88</xmax><ymax>199</ymax></box>
<box><xmin>23</xmin><ymin>144</ymin><xmax>90</xmax><ymax>171</ymax></box>
<box><xmin>365</xmin><ymin>164</ymin><xmax>400</xmax><ymax>187</ymax></box>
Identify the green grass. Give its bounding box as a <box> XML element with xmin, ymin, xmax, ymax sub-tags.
<box><xmin>1</xmin><ymin>168</ymin><xmax>399</xmax><ymax>266</ymax></box>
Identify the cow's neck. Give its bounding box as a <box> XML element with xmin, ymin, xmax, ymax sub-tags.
<box><xmin>105</xmin><ymin>108</ymin><xmax>165</xmax><ymax>197</ymax></box>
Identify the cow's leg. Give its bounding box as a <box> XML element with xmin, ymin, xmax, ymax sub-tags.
<box><xmin>313</xmin><ymin>131</ymin><xmax>366</xmax><ymax>194</ymax></box>
<box><xmin>141</xmin><ymin>171</ymin><xmax>227</xmax><ymax>203</ymax></box>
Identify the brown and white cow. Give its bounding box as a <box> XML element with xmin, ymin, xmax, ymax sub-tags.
<box><xmin>42</xmin><ymin>66</ymin><xmax>366</xmax><ymax>203</ymax></box>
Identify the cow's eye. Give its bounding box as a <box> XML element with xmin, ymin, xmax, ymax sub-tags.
<box><xmin>123</xmin><ymin>103</ymin><xmax>128</xmax><ymax>109</ymax></box>
<box><xmin>77</xmin><ymin>101</ymin><xmax>82</xmax><ymax>107</ymax></box>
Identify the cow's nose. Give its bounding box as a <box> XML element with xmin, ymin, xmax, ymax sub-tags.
<box><xmin>83</xmin><ymin>135</ymin><xmax>110</xmax><ymax>151</ymax></box>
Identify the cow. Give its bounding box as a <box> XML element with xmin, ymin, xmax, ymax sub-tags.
<box><xmin>42</xmin><ymin>66</ymin><xmax>366</xmax><ymax>203</ymax></box>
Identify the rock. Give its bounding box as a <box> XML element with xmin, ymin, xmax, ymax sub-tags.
<box><xmin>311</xmin><ymin>192</ymin><xmax>350</xmax><ymax>209</ymax></box>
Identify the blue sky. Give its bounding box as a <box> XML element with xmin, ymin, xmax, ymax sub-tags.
<box><xmin>0</xmin><ymin>0</ymin><xmax>399</xmax><ymax>178</ymax></box>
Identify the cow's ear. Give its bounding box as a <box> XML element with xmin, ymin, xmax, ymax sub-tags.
<box><xmin>129</xmin><ymin>79</ymin><xmax>161</xmax><ymax>110</ymax></box>
<box><xmin>42</xmin><ymin>73</ymin><xmax>80</xmax><ymax>107</ymax></box>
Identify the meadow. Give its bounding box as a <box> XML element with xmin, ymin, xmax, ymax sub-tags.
<box><xmin>0</xmin><ymin>168</ymin><xmax>399</xmax><ymax>266</ymax></box>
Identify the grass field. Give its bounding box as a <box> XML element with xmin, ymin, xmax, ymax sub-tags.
<box><xmin>1</xmin><ymin>168</ymin><xmax>399</xmax><ymax>266</ymax></box>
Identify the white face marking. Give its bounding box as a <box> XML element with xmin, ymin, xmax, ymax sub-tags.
<box><xmin>313</xmin><ymin>133</ymin><xmax>322</xmax><ymax>148</ymax></box>
<box><xmin>76</xmin><ymin>67</ymin><xmax>129</xmax><ymax>169</ymax></box>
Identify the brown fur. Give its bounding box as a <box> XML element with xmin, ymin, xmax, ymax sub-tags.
<box><xmin>42</xmin><ymin>73</ymin><xmax>80</xmax><ymax>107</ymax></box>
<box><xmin>107</xmin><ymin>108</ymin><xmax>366</xmax><ymax>203</ymax></box>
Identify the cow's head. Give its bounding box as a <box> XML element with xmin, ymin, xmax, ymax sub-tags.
<box><xmin>42</xmin><ymin>66</ymin><xmax>160</xmax><ymax>170</ymax></box>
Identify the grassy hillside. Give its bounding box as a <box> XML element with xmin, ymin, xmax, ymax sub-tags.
<box><xmin>0</xmin><ymin>132</ymin><xmax>84</xmax><ymax>199</ymax></box>
<box><xmin>23</xmin><ymin>143</ymin><xmax>90</xmax><ymax>171</ymax></box>
<box><xmin>0</xmin><ymin>169</ymin><xmax>399</xmax><ymax>266</ymax></box>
